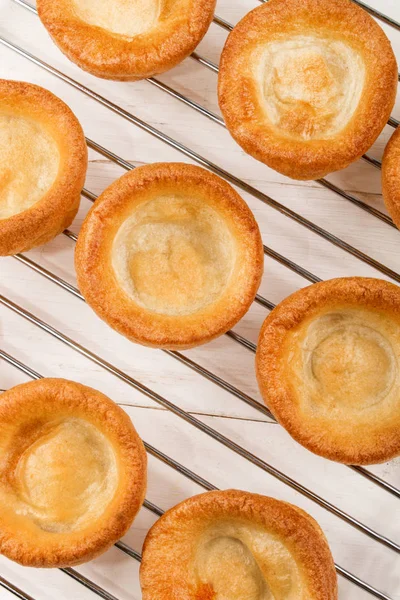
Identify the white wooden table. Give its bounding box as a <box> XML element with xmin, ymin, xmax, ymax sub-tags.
<box><xmin>1</xmin><ymin>0</ymin><xmax>400</xmax><ymax>598</ymax></box>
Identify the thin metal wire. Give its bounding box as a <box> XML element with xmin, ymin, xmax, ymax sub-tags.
<box><xmin>317</xmin><ymin>179</ymin><xmax>394</xmax><ymax>227</ymax></box>
<box><xmin>190</xmin><ymin>50</ymin><xmax>219</xmax><ymax>73</ymax></box>
<box><xmin>0</xmin><ymin>547</ymin><xmax>125</xmax><ymax>600</ymax></box>
<box><xmin>334</xmin><ymin>568</ymin><xmax>392</xmax><ymax>600</ymax></box>
<box><xmin>61</xmin><ymin>570</ymin><xmax>121</xmax><ymax>600</ymax></box>
<box><xmin>262</xmin><ymin>245</ymin><xmax>321</xmax><ymax>283</ymax></box>
<box><xmin>2</xmin><ymin>295</ymin><xmax>399</xmax><ymax>556</ymax></box>
<box><xmin>349</xmin><ymin>466</ymin><xmax>400</xmax><ymax>497</ymax></box>
<box><xmin>0</xmin><ymin>578</ymin><xmax>36</xmax><ymax>600</ymax></box>
<box><xmin>165</xmin><ymin>348</ymin><xmax>274</xmax><ymax>418</ymax></box>
<box><xmin>0</xmin><ymin>353</ymin><xmax>394</xmax><ymax>600</ymax></box>
<box><xmin>143</xmin><ymin>442</ymin><xmax>217</xmax><ymax>491</ymax></box>
<box><xmin>2</xmin><ymin>37</ymin><xmax>400</xmax><ymax>287</ymax></box>
<box><xmin>212</xmin><ymin>14</ymin><xmax>233</xmax><ymax>32</ymax></box>
<box><xmin>351</xmin><ymin>0</ymin><xmax>400</xmax><ymax>28</ymax></box>
<box><xmin>226</xmin><ymin>330</ymin><xmax>257</xmax><ymax>352</ymax></box>
<box><xmin>362</xmin><ymin>154</ymin><xmax>385</xmax><ymax>170</ymax></box>
<box><xmin>11</xmin><ymin>251</ymin><xmax>400</xmax><ymax>500</ymax></box>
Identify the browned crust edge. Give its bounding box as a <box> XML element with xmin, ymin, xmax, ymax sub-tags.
<box><xmin>256</xmin><ymin>277</ymin><xmax>400</xmax><ymax>465</ymax></box>
<box><xmin>0</xmin><ymin>378</ymin><xmax>147</xmax><ymax>567</ymax></box>
<box><xmin>218</xmin><ymin>0</ymin><xmax>398</xmax><ymax>180</ymax></box>
<box><xmin>37</xmin><ymin>0</ymin><xmax>216</xmax><ymax>81</ymax></box>
<box><xmin>382</xmin><ymin>126</ymin><xmax>400</xmax><ymax>229</ymax></box>
<box><xmin>0</xmin><ymin>80</ymin><xmax>88</xmax><ymax>256</ymax></box>
<box><xmin>140</xmin><ymin>489</ymin><xmax>338</xmax><ymax>600</ymax></box>
<box><xmin>75</xmin><ymin>162</ymin><xmax>264</xmax><ymax>350</ymax></box>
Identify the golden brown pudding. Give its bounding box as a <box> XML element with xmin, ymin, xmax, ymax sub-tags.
<box><xmin>37</xmin><ymin>0</ymin><xmax>216</xmax><ymax>80</ymax></box>
<box><xmin>140</xmin><ymin>490</ymin><xmax>338</xmax><ymax>599</ymax></box>
<box><xmin>0</xmin><ymin>80</ymin><xmax>87</xmax><ymax>256</ymax></box>
<box><xmin>256</xmin><ymin>277</ymin><xmax>400</xmax><ymax>464</ymax></box>
<box><xmin>75</xmin><ymin>163</ymin><xmax>263</xmax><ymax>349</ymax></box>
<box><xmin>218</xmin><ymin>0</ymin><xmax>398</xmax><ymax>180</ymax></box>
<box><xmin>382</xmin><ymin>126</ymin><xmax>400</xmax><ymax>230</ymax></box>
<box><xmin>0</xmin><ymin>378</ymin><xmax>147</xmax><ymax>567</ymax></box>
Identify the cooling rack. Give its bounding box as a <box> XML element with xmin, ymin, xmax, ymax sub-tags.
<box><xmin>1</xmin><ymin>0</ymin><xmax>400</xmax><ymax>598</ymax></box>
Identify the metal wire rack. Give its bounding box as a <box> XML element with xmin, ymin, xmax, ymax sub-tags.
<box><xmin>1</xmin><ymin>1</ymin><xmax>400</xmax><ymax>599</ymax></box>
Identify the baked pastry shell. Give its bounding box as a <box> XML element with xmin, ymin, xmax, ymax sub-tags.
<box><xmin>0</xmin><ymin>378</ymin><xmax>147</xmax><ymax>568</ymax></box>
<box><xmin>382</xmin><ymin>126</ymin><xmax>400</xmax><ymax>229</ymax></box>
<box><xmin>0</xmin><ymin>80</ymin><xmax>87</xmax><ymax>256</ymax></box>
<box><xmin>75</xmin><ymin>162</ymin><xmax>264</xmax><ymax>350</ymax></box>
<box><xmin>140</xmin><ymin>489</ymin><xmax>337</xmax><ymax>600</ymax></box>
<box><xmin>37</xmin><ymin>0</ymin><xmax>216</xmax><ymax>81</ymax></box>
<box><xmin>218</xmin><ymin>0</ymin><xmax>398</xmax><ymax>180</ymax></box>
<box><xmin>256</xmin><ymin>277</ymin><xmax>400</xmax><ymax>465</ymax></box>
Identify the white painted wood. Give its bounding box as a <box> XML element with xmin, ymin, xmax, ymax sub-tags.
<box><xmin>1</xmin><ymin>0</ymin><xmax>400</xmax><ymax>598</ymax></box>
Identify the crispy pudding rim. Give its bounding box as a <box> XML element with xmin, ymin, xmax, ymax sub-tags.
<box><xmin>256</xmin><ymin>277</ymin><xmax>400</xmax><ymax>465</ymax></box>
<box><xmin>0</xmin><ymin>79</ymin><xmax>87</xmax><ymax>256</ymax></box>
<box><xmin>0</xmin><ymin>378</ymin><xmax>147</xmax><ymax>567</ymax></box>
<box><xmin>382</xmin><ymin>126</ymin><xmax>400</xmax><ymax>230</ymax></box>
<box><xmin>218</xmin><ymin>0</ymin><xmax>398</xmax><ymax>180</ymax></box>
<box><xmin>75</xmin><ymin>162</ymin><xmax>264</xmax><ymax>350</ymax></box>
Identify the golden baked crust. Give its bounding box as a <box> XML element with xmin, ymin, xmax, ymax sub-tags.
<box><xmin>218</xmin><ymin>0</ymin><xmax>398</xmax><ymax>180</ymax></box>
<box><xmin>382</xmin><ymin>126</ymin><xmax>400</xmax><ymax>229</ymax></box>
<box><xmin>0</xmin><ymin>378</ymin><xmax>147</xmax><ymax>568</ymax></box>
<box><xmin>0</xmin><ymin>80</ymin><xmax>87</xmax><ymax>256</ymax></box>
<box><xmin>37</xmin><ymin>0</ymin><xmax>216</xmax><ymax>81</ymax></box>
<box><xmin>256</xmin><ymin>277</ymin><xmax>400</xmax><ymax>465</ymax></box>
<box><xmin>75</xmin><ymin>162</ymin><xmax>263</xmax><ymax>350</ymax></box>
<box><xmin>140</xmin><ymin>489</ymin><xmax>338</xmax><ymax>599</ymax></box>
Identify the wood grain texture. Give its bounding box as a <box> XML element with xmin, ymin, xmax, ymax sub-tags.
<box><xmin>1</xmin><ymin>0</ymin><xmax>400</xmax><ymax>598</ymax></box>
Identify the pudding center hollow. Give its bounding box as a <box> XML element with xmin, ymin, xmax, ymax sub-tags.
<box><xmin>72</xmin><ymin>0</ymin><xmax>161</xmax><ymax>38</ymax></box>
<box><xmin>0</xmin><ymin>114</ymin><xmax>60</xmax><ymax>220</ymax></box>
<box><xmin>258</xmin><ymin>36</ymin><xmax>365</xmax><ymax>140</ymax></box>
<box><xmin>194</xmin><ymin>525</ymin><xmax>302</xmax><ymax>600</ymax></box>
<box><xmin>302</xmin><ymin>312</ymin><xmax>396</xmax><ymax>409</ymax></box>
<box><xmin>112</xmin><ymin>195</ymin><xmax>236</xmax><ymax>316</ymax></box>
<box><xmin>14</xmin><ymin>418</ymin><xmax>118</xmax><ymax>532</ymax></box>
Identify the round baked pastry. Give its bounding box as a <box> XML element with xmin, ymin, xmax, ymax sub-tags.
<box><xmin>382</xmin><ymin>127</ymin><xmax>400</xmax><ymax>229</ymax></box>
<box><xmin>0</xmin><ymin>378</ymin><xmax>147</xmax><ymax>567</ymax></box>
<box><xmin>140</xmin><ymin>489</ymin><xmax>338</xmax><ymax>599</ymax></box>
<box><xmin>218</xmin><ymin>0</ymin><xmax>398</xmax><ymax>180</ymax></box>
<box><xmin>37</xmin><ymin>0</ymin><xmax>216</xmax><ymax>81</ymax></box>
<box><xmin>0</xmin><ymin>80</ymin><xmax>87</xmax><ymax>256</ymax></box>
<box><xmin>75</xmin><ymin>163</ymin><xmax>263</xmax><ymax>350</ymax></box>
<box><xmin>256</xmin><ymin>277</ymin><xmax>400</xmax><ymax>465</ymax></box>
